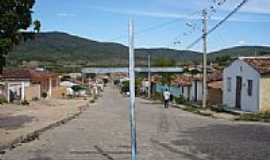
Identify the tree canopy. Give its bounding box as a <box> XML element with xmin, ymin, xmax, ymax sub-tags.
<box><xmin>0</xmin><ymin>0</ymin><xmax>38</xmax><ymax>73</ymax></box>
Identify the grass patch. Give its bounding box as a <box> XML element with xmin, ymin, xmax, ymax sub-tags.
<box><xmin>182</xmin><ymin>105</ymin><xmax>213</xmax><ymax>117</ymax></box>
<box><xmin>235</xmin><ymin>112</ymin><xmax>270</xmax><ymax>122</ymax></box>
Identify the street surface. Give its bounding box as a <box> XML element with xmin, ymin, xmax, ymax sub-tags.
<box><xmin>1</xmin><ymin>85</ymin><xmax>270</xmax><ymax>160</ymax></box>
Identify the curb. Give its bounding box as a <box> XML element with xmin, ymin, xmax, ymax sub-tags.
<box><xmin>0</xmin><ymin>103</ymin><xmax>90</xmax><ymax>153</ymax></box>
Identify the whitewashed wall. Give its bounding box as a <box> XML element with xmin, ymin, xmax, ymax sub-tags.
<box><xmin>182</xmin><ymin>86</ymin><xmax>191</xmax><ymax>101</ymax></box>
<box><xmin>191</xmin><ymin>80</ymin><xmax>203</xmax><ymax>102</ymax></box>
<box><xmin>223</xmin><ymin>60</ymin><xmax>260</xmax><ymax>112</ymax></box>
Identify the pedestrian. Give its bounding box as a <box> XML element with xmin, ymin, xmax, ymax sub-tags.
<box><xmin>163</xmin><ymin>88</ymin><xmax>171</xmax><ymax>108</ymax></box>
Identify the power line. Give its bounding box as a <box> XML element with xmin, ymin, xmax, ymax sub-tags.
<box><xmin>108</xmin><ymin>19</ymin><xmax>181</xmax><ymax>42</ymax></box>
<box><xmin>186</xmin><ymin>0</ymin><xmax>249</xmax><ymax>50</ymax></box>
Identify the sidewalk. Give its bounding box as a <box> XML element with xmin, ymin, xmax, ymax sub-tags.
<box><xmin>141</xmin><ymin>97</ymin><xmax>238</xmax><ymax>120</ymax></box>
<box><xmin>0</xmin><ymin>97</ymin><xmax>90</xmax><ymax>151</ymax></box>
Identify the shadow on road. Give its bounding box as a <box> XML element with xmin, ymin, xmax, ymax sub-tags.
<box><xmin>172</xmin><ymin>123</ymin><xmax>270</xmax><ymax>160</ymax></box>
<box><xmin>0</xmin><ymin>115</ymin><xmax>35</xmax><ymax>130</ymax></box>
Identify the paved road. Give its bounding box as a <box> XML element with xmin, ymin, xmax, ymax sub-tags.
<box><xmin>1</xmin><ymin>85</ymin><xmax>270</xmax><ymax>160</ymax></box>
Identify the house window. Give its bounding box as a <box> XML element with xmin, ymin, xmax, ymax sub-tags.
<box><xmin>227</xmin><ymin>77</ymin><xmax>232</xmax><ymax>92</ymax></box>
<box><xmin>248</xmin><ymin>80</ymin><xmax>253</xmax><ymax>96</ymax></box>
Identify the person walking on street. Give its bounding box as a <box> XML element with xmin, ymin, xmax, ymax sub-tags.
<box><xmin>163</xmin><ymin>88</ymin><xmax>171</xmax><ymax>108</ymax></box>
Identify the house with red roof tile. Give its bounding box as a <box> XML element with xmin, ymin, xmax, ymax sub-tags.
<box><xmin>0</xmin><ymin>68</ymin><xmax>59</xmax><ymax>103</ymax></box>
<box><xmin>223</xmin><ymin>57</ymin><xmax>270</xmax><ymax>112</ymax></box>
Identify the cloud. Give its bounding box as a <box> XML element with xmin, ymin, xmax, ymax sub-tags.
<box><xmin>238</xmin><ymin>40</ymin><xmax>246</xmax><ymax>45</ymax></box>
<box><xmin>56</xmin><ymin>13</ymin><xmax>76</xmax><ymax>17</ymax></box>
<box><xmin>90</xmin><ymin>6</ymin><xmax>189</xmax><ymax>19</ymax></box>
<box><xmin>89</xmin><ymin>6</ymin><xmax>270</xmax><ymax>23</ymax></box>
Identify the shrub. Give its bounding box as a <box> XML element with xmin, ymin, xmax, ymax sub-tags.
<box><xmin>41</xmin><ymin>92</ymin><xmax>47</xmax><ymax>98</ymax></box>
<box><xmin>90</xmin><ymin>99</ymin><xmax>95</xmax><ymax>103</ymax></box>
<box><xmin>174</xmin><ymin>96</ymin><xmax>187</xmax><ymax>105</ymax></box>
<box><xmin>32</xmin><ymin>97</ymin><xmax>39</xmax><ymax>101</ymax></box>
<box><xmin>71</xmin><ymin>85</ymin><xmax>86</xmax><ymax>92</ymax></box>
<box><xmin>152</xmin><ymin>93</ymin><xmax>162</xmax><ymax>101</ymax></box>
<box><xmin>0</xmin><ymin>96</ymin><xmax>7</xmax><ymax>104</ymax></box>
<box><xmin>21</xmin><ymin>99</ymin><xmax>30</xmax><ymax>105</ymax></box>
<box><xmin>236</xmin><ymin>112</ymin><xmax>270</xmax><ymax>122</ymax></box>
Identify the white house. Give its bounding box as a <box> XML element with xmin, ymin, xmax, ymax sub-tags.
<box><xmin>0</xmin><ymin>69</ymin><xmax>41</xmax><ymax>103</ymax></box>
<box><xmin>223</xmin><ymin>57</ymin><xmax>270</xmax><ymax>112</ymax></box>
<box><xmin>191</xmin><ymin>79</ymin><xmax>203</xmax><ymax>102</ymax></box>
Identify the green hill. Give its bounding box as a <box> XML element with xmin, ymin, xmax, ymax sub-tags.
<box><xmin>6</xmin><ymin>32</ymin><xmax>270</xmax><ymax>72</ymax></box>
<box><xmin>7</xmin><ymin>32</ymin><xmax>201</xmax><ymax>72</ymax></box>
<box><xmin>210</xmin><ymin>46</ymin><xmax>270</xmax><ymax>59</ymax></box>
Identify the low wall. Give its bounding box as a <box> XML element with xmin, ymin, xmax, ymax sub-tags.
<box><xmin>25</xmin><ymin>84</ymin><xmax>41</xmax><ymax>101</ymax></box>
<box><xmin>51</xmin><ymin>86</ymin><xmax>67</xmax><ymax>98</ymax></box>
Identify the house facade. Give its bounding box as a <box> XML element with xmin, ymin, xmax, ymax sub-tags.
<box><xmin>0</xmin><ymin>69</ymin><xmax>36</xmax><ymax>102</ymax></box>
<box><xmin>0</xmin><ymin>68</ymin><xmax>59</xmax><ymax>103</ymax></box>
<box><xmin>191</xmin><ymin>79</ymin><xmax>203</xmax><ymax>102</ymax></box>
<box><xmin>223</xmin><ymin>57</ymin><xmax>270</xmax><ymax>112</ymax></box>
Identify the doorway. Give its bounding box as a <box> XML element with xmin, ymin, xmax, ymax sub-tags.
<box><xmin>235</xmin><ymin>76</ymin><xmax>242</xmax><ymax>109</ymax></box>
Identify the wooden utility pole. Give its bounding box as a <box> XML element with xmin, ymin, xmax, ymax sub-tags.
<box><xmin>148</xmin><ymin>54</ymin><xmax>151</xmax><ymax>99</ymax></box>
<box><xmin>202</xmin><ymin>9</ymin><xmax>208</xmax><ymax>108</ymax></box>
<box><xmin>128</xmin><ymin>19</ymin><xmax>137</xmax><ymax>160</ymax></box>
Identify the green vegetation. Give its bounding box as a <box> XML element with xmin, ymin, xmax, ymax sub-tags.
<box><xmin>235</xmin><ymin>112</ymin><xmax>270</xmax><ymax>122</ymax></box>
<box><xmin>120</xmin><ymin>79</ymin><xmax>141</xmax><ymax>96</ymax></box>
<box><xmin>154</xmin><ymin>58</ymin><xmax>176</xmax><ymax>84</ymax></box>
<box><xmin>214</xmin><ymin>55</ymin><xmax>233</xmax><ymax>67</ymax></box>
<box><xmin>0</xmin><ymin>96</ymin><xmax>7</xmax><ymax>104</ymax></box>
<box><xmin>41</xmin><ymin>92</ymin><xmax>47</xmax><ymax>98</ymax></box>
<box><xmin>0</xmin><ymin>0</ymin><xmax>39</xmax><ymax>73</ymax></box>
<box><xmin>21</xmin><ymin>99</ymin><xmax>30</xmax><ymax>106</ymax></box>
<box><xmin>71</xmin><ymin>85</ymin><xmax>86</xmax><ymax>92</ymax></box>
<box><xmin>174</xmin><ymin>96</ymin><xmax>187</xmax><ymax>105</ymax></box>
<box><xmin>182</xmin><ymin>105</ymin><xmax>213</xmax><ymax>117</ymax></box>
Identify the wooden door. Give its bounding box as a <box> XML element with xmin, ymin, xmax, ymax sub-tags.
<box><xmin>235</xmin><ymin>76</ymin><xmax>242</xmax><ymax>109</ymax></box>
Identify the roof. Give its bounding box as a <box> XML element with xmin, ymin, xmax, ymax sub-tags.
<box><xmin>0</xmin><ymin>68</ymin><xmax>57</xmax><ymax>81</ymax></box>
<box><xmin>29</xmin><ymin>70</ymin><xmax>57</xmax><ymax>79</ymax></box>
<box><xmin>208</xmin><ymin>81</ymin><xmax>222</xmax><ymax>89</ymax></box>
<box><xmin>173</xmin><ymin>75</ymin><xmax>192</xmax><ymax>86</ymax></box>
<box><xmin>239</xmin><ymin>57</ymin><xmax>270</xmax><ymax>75</ymax></box>
<box><xmin>190</xmin><ymin>71</ymin><xmax>223</xmax><ymax>82</ymax></box>
<box><xmin>0</xmin><ymin>69</ymin><xmax>31</xmax><ymax>80</ymax></box>
<box><xmin>208</xmin><ymin>71</ymin><xmax>223</xmax><ymax>82</ymax></box>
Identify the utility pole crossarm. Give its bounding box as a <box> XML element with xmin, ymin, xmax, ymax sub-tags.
<box><xmin>186</xmin><ymin>0</ymin><xmax>249</xmax><ymax>50</ymax></box>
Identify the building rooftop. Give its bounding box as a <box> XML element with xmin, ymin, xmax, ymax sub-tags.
<box><xmin>0</xmin><ymin>68</ymin><xmax>57</xmax><ymax>81</ymax></box>
<box><xmin>240</xmin><ymin>57</ymin><xmax>270</xmax><ymax>75</ymax></box>
<box><xmin>0</xmin><ymin>69</ymin><xmax>31</xmax><ymax>80</ymax></box>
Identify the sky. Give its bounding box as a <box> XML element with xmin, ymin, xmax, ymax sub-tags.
<box><xmin>32</xmin><ymin>0</ymin><xmax>270</xmax><ymax>52</ymax></box>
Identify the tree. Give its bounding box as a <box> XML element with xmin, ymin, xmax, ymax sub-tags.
<box><xmin>154</xmin><ymin>58</ymin><xmax>176</xmax><ymax>85</ymax></box>
<box><xmin>33</xmin><ymin>20</ymin><xmax>41</xmax><ymax>33</ymax></box>
<box><xmin>0</xmin><ymin>0</ymin><xmax>38</xmax><ymax>73</ymax></box>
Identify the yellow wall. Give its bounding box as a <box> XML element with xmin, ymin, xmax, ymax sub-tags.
<box><xmin>25</xmin><ymin>84</ymin><xmax>40</xmax><ymax>101</ymax></box>
<box><xmin>52</xmin><ymin>86</ymin><xmax>67</xmax><ymax>98</ymax></box>
<box><xmin>260</xmin><ymin>75</ymin><xmax>270</xmax><ymax>112</ymax></box>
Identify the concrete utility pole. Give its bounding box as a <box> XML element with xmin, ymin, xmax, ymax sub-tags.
<box><xmin>202</xmin><ymin>9</ymin><xmax>208</xmax><ymax>108</ymax></box>
<box><xmin>128</xmin><ymin>19</ymin><xmax>137</xmax><ymax>160</ymax></box>
<box><xmin>148</xmin><ymin>54</ymin><xmax>151</xmax><ymax>99</ymax></box>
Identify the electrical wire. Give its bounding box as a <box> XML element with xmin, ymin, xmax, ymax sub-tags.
<box><xmin>186</xmin><ymin>0</ymin><xmax>248</xmax><ymax>50</ymax></box>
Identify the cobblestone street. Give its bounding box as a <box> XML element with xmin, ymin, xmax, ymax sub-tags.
<box><xmin>1</xmin><ymin>85</ymin><xmax>270</xmax><ymax>160</ymax></box>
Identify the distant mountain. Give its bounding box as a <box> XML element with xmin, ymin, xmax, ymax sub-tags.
<box><xmin>209</xmin><ymin>46</ymin><xmax>270</xmax><ymax>59</ymax></box>
<box><xmin>6</xmin><ymin>32</ymin><xmax>270</xmax><ymax>72</ymax></box>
